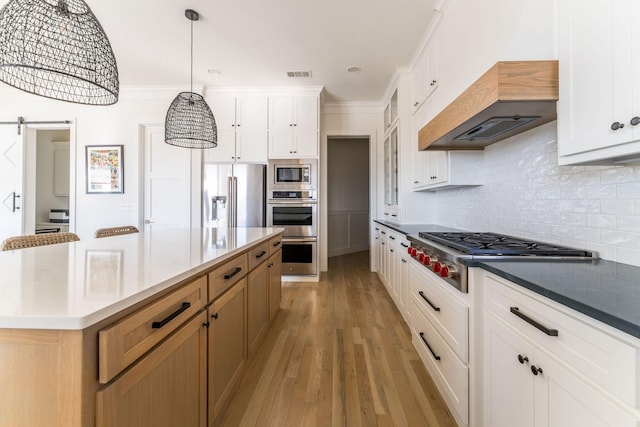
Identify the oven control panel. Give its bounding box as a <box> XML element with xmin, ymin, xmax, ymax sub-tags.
<box><xmin>270</xmin><ymin>190</ymin><xmax>316</xmax><ymax>200</ymax></box>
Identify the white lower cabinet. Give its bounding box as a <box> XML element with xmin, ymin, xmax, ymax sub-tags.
<box><xmin>483</xmin><ymin>272</ymin><xmax>639</xmax><ymax>427</ymax></box>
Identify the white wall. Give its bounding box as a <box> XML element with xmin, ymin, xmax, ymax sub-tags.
<box><xmin>0</xmin><ymin>87</ymin><xmax>197</xmax><ymax>239</ymax></box>
<box><xmin>411</xmin><ymin>121</ymin><xmax>640</xmax><ymax>266</ymax></box>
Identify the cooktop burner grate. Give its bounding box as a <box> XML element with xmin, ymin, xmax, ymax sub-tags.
<box><xmin>417</xmin><ymin>231</ymin><xmax>593</xmax><ymax>257</ymax></box>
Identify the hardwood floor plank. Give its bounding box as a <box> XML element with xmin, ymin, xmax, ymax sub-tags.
<box><xmin>215</xmin><ymin>250</ymin><xmax>457</xmax><ymax>427</ymax></box>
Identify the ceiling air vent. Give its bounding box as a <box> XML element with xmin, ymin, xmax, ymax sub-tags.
<box><xmin>287</xmin><ymin>70</ymin><xmax>312</xmax><ymax>78</ymax></box>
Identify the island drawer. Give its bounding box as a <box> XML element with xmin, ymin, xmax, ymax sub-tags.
<box><xmin>209</xmin><ymin>253</ymin><xmax>248</xmax><ymax>301</ymax></box>
<box><xmin>269</xmin><ymin>234</ymin><xmax>282</xmax><ymax>256</ymax></box>
<box><xmin>98</xmin><ymin>275</ymin><xmax>207</xmax><ymax>384</ymax></box>
<box><xmin>247</xmin><ymin>241</ymin><xmax>270</xmax><ymax>271</ymax></box>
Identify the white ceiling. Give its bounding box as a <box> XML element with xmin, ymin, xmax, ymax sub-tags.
<box><xmin>79</xmin><ymin>0</ymin><xmax>437</xmax><ymax>104</ymax></box>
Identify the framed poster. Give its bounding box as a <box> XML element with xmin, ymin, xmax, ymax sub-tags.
<box><xmin>86</xmin><ymin>145</ymin><xmax>124</xmax><ymax>193</ymax></box>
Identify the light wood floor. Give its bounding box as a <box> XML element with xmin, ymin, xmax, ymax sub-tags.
<box><xmin>215</xmin><ymin>250</ymin><xmax>457</xmax><ymax>427</ymax></box>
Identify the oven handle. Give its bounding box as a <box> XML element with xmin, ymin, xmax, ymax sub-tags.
<box><xmin>282</xmin><ymin>237</ymin><xmax>317</xmax><ymax>243</ymax></box>
<box><xmin>267</xmin><ymin>199</ymin><xmax>317</xmax><ymax>204</ymax></box>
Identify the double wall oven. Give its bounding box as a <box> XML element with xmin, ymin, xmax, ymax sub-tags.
<box><xmin>267</xmin><ymin>159</ymin><xmax>318</xmax><ymax>275</ymax></box>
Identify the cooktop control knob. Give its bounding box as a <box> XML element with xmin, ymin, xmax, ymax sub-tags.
<box><xmin>418</xmin><ymin>252</ymin><xmax>425</xmax><ymax>262</ymax></box>
<box><xmin>433</xmin><ymin>261</ymin><xmax>442</xmax><ymax>273</ymax></box>
<box><xmin>423</xmin><ymin>255</ymin><xmax>432</xmax><ymax>265</ymax></box>
<box><xmin>407</xmin><ymin>246</ymin><xmax>413</xmax><ymax>255</ymax></box>
<box><xmin>440</xmin><ymin>265</ymin><xmax>453</xmax><ymax>278</ymax></box>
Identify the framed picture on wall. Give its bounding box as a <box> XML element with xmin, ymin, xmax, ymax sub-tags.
<box><xmin>86</xmin><ymin>145</ymin><xmax>124</xmax><ymax>193</ymax></box>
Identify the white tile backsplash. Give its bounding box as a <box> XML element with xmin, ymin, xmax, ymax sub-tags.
<box><xmin>422</xmin><ymin>121</ymin><xmax>640</xmax><ymax>267</ymax></box>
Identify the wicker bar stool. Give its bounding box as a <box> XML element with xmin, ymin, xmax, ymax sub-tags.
<box><xmin>95</xmin><ymin>226</ymin><xmax>139</xmax><ymax>239</ymax></box>
<box><xmin>1</xmin><ymin>232</ymin><xmax>80</xmax><ymax>251</ymax></box>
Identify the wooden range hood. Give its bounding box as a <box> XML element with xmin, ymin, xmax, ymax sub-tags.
<box><xmin>418</xmin><ymin>60</ymin><xmax>559</xmax><ymax>150</ymax></box>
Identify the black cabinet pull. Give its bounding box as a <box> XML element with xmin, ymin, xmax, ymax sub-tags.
<box><xmin>510</xmin><ymin>307</ymin><xmax>558</xmax><ymax>336</ymax></box>
<box><xmin>202</xmin><ymin>321</ymin><xmax>210</xmax><ymax>328</ymax></box>
<box><xmin>389</xmin><ymin>236</ymin><xmax>396</xmax><ymax>240</ymax></box>
<box><xmin>273</xmin><ymin>241</ymin><xmax>281</xmax><ymax>247</ymax></box>
<box><xmin>224</xmin><ymin>267</ymin><xmax>242</xmax><ymax>280</ymax></box>
<box><xmin>631</xmin><ymin>116</ymin><xmax>640</xmax><ymax>126</ymax></box>
<box><xmin>517</xmin><ymin>354</ymin><xmax>529</xmax><ymax>364</ymax></box>
<box><xmin>419</xmin><ymin>291</ymin><xmax>440</xmax><ymax>312</ymax></box>
<box><xmin>419</xmin><ymin>332</ymin><xmax>441</xmax><ymax>361</ymax></box>
<box><xmin>400</xmin><ymin>243</ymin><xmax>409</xmax><ymax>248</ymax></box>
<box><xmin>381</xmin><ymin>231</ymin><xmax>386</xmax><ymax>234</ymax></box>
<box><xmin>152</xmin><ymin>302</ymin><xmax>190</xmax><ymax>329</ymax></box>
<box><xmin>611</xmin><ymin>121</ymin><xmax>624</xmax><ymax>130</ymax></box>
<box><xmin>255</xmin><ymin>251</ymin><xmax>267</xmax><ymax>259</ymax></box>
<box><xmin>211</xmin><ymin>313</ymin><xmax>218</xmax><ymax>320</ymax></box>
<box><xmin>531</xmin><ymin>365</ymin><xmax>543</xmax><ymax>376</ymax></box>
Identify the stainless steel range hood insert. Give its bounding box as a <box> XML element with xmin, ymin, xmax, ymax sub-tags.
<box><xmin>454</xmin><ymin>116</ymin><xmax>540</xmax><ymax>141</ymax></box>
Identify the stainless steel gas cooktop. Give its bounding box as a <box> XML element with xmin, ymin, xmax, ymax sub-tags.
<box><xmin>407</xmin><ymin>232</ymin><xmax>598</xmax><ymax>293</ymax></box>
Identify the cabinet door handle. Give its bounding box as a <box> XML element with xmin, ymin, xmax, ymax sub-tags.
<box><xmin>151</xmin><ymin>302</ymin><xmax>190</xmax><ymax>329</ymax></box>
<box><xmin>631</xmin><ymin>116</ymin><xmax>640</xmax><ymax>126</ymax></box>
<box><xmin>389</xmin><ymin>236</ymin><xmax>396</xmax><ymax>240</ymax></box>
<box><xmin>255</xmin><ymin>250</ymin><xmax>267</xmax><ymax>259</ymax></box>
<box><xmin>401</xmin><ymin>259</ymin><xmax>407</xmax><ymax>263</ymax></box>
<box><xmin>530</xmin><ymin>365</ymin><xmax>543</xmax><ymax>376</ymax></box>
<box><xmin>224</xmin><ymin>267</ymin><xmax>242</xmax><ymax>280</ymax></box>
<box><xmin>510</xmin><ymin>307</ymin><xmax>558</xmax><ymax>336</ymax></box>
<box><xmin>418</xmin><ymin>291</ymin><xmax>440</xmax><ymax>312</ymax></box>
<box><xmin>419</xmin><ymin>332</ymin><xmax>441</xmax><ymax>361</ymax></box>
<box><xmin>211</xmin><ymin>313</ymin><xmax>219</xmax><ymax>320</ymax></box>
<box><xmin>273</xmin><ymin>241</ymin><xmax>281</xmax><ymax>247</ymax></box>
<box><xmin>381</xmin><ymin>231</ymin><xmax>386</xmax><ymax>234</ymax></box>
<box><xmin>611</xmin><ymin>121</ymin><xmax>624</xmax><ymax>130</ymax></box>
<box><xmin>517</xmin><ymin>354</ymin><xmax>529</xmax><ymax>364</ymax></box>
<box><xmin>430</xmin><ymin>79</ymin><xmax>437</xmax><ymax>86</ymax></box>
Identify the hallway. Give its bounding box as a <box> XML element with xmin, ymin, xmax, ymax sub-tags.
<box><xmin>215</xmin><ymin>251</ymin><xmax>456</xmax><ymax>426</ymax></box>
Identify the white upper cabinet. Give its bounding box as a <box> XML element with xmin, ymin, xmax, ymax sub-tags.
<box><xmin>557</xmin><ymin>0</ymin><xmax>640</xmax><ymax>164</ymax></box>
<box><xmin>268</xmin><ymin>95</ymin><xmax>319</xmax><ymax>158</ymax></box>
<box><xmin>411</xmin><ymin>34</ymin><xmax>439</xmax><ymax>115</ymax></box>
<box><xmin>205</xmin><ymin>94</ymin><xmax>268</xmax><ymax>163</ymax></box>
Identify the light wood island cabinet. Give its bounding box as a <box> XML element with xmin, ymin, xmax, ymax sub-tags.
<box><xmin>0</xmin><ymin>228</ymin><xmax>283</xmax><ymax>427</ymax></box>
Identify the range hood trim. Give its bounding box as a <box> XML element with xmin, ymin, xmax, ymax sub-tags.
<box><xmin>418</xmin><ymin>60</ymin><xmax>559</xmax><ymax>150</ymax></box>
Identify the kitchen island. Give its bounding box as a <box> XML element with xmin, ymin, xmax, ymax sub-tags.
<box><xmin>0</xmin><ymin>226</ymin><xmax>283</xmax><ymax>427</ymax></box>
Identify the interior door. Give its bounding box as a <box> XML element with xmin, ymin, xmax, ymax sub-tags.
<box><xmin>143</xmin><ymin>125</ymin><xmax>192</xmax><ymax>231</ymax></box>
<box><xmin>0</xmin><ymin>124</ymin><xmax>25</xmax><ymax>242</ymax></box>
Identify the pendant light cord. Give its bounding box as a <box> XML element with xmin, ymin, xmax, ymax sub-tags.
<box><xmin>190</xmin><ymin>17</ymin><xmax>193</xmax><ymax>94</ymax></box>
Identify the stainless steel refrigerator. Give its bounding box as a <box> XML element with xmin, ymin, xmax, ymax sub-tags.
<box><xmin>202</xmin><ymin>164</ymin><xmax>266</xmax><ymax>228</ymax></box>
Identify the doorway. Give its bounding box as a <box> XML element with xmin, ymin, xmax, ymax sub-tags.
<box><xmin>326</xmin><ymin>137</ymin><xmax>370</xmax><ymax>257</ymax></box>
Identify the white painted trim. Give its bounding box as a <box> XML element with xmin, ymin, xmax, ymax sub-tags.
<box><xmin>321</xmin><ymin>102</ymin><xmax>383</xmax><ymax>115</ymax></box>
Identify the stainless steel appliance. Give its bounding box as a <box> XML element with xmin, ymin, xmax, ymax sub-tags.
<box><xmin>280</xmin><ymin>237</ymin><xmax>317</xmax><ymax>275</ymax></box>
<box><xmin>202</xmin><ymin>164</ymin><xmax>266</xmax><ymax>228</ymax></box>
<box><xmin>407</xmin><ymin>231</ymin><xmax>598</xmax><ymax>293</ymax></box>
<box><xmin>268</xmin><ymin>159</ymin><xmax>317</xmax><ymax>191</ymax></box>
<box><xmin>267</xmin><ymin>190</ymin><xmax>317</xmax><ymax>237</ymax></box>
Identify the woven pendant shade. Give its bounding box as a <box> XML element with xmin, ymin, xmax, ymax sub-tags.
<box><xmin>0</xmin><ymin>0</ymin><xmax>119</xmax><ymax>105</ymax></box>
<box><xmin>165</xmin><ymin>91</ymin><xmax>217</xmax><ymax>149</ymax></box>
<box><xmin>165</xmin><ymin>9</ymin><xmax>216</xmax><ymax>149</ymax></box>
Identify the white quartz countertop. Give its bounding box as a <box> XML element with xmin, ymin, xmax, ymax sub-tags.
<box><xmin>0</xmin><ymin>227</ymin><xmax>283</xmax><ymax>330</ymax></box>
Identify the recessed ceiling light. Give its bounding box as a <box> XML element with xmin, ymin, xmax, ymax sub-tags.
<box><xmin>347</xmin><ymin>66</ymin><xmax>361</xmax><ymax>73</ymax></box>
<box><xmin>207</xmin><ymin>69</ymin><xmax>222</xmax><ymax>76</ymax></box>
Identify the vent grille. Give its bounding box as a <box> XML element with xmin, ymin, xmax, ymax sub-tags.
<box><xmin>287</xmin><ymin>70</ymin><xmax>312</xmax><ymax>78</ymax></box>
<box><xmin>454</xmin><ymin>116</ymin><xmax>540</xmax><ymax>141</ymax></box>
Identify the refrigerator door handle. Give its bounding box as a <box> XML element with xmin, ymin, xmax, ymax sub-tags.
<box><xmin>232</xmin><ymin>176</ymin><xmax>238</xmax><ymax>227</ymax></box>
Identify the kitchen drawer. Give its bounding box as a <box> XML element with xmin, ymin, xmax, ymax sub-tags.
<box><xmin>484</xmin><ymin>271</ymin><xmax>639</xmax><ymax>409</ymax></box>
<box><xmin>98</xmin><ymin>276</ymin><xmax>207</xmax><ymax>384</ymax></box>
<box><xmin>247</xmin><ymin>241</ymin><xmax>270</xmax><ymax>271</ymax></box>
<box><xmin>209</xmin><ymin>253</ymin><xmax>248</xmax><ymax>301</ymax></box>
<box><xmin>268</xmin><ymin>234</ymin><xmax>282</xmax><ymax>256</ymax></box>
<box><xmin>410</xmin><ymin>263</ymin><xmax>469</xmax><ymax>363</ymax></box>
<box><xmin>411</xmin><ymin>302</ymin><xmax>469</xmax><ymax>425</ymax></box>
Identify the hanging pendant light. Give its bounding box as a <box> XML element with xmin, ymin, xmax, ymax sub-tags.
<box><xmin>0</xmin><ymin>0</ymin><xmax>119</xmax><ymax>105</ymax></box>
<box><xmin>165</xmin><ymin>9</ymin><xmax>216</xmax><ymax>149</ymax></box>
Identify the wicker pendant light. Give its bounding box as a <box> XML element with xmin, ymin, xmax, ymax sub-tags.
<box><xmin>164</xmin><ymin>9</ymin><xmax>217</xmax><ymax>149</ymax></box>
<box><xmin>0</xmin><ymin>0</ymin><xmax>119</xmax><ymax>105</ymax></box>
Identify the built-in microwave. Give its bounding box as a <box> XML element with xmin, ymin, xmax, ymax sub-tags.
<box><xmin>268</xmin><ymin>159</ymin><xmax>317</xmax><ymax>190</ymax></box>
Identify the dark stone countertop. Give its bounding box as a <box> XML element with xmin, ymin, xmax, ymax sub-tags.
<box><xmin>464</xmin><ymin>258</ymin><xmax>640</xmax><ymax>340</ymax></box>
<box><xmin>373</xmin><ymin>220</ymin><xmax>464</xmax><ymax>236</ymax></box>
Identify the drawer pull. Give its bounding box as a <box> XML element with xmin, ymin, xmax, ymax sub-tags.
<box><xmin>400</xmin><ymin>243</ymin><xmax>409</xmax><ymax>248</ymax></box>
<box><xmin>224</xmin><ymin>267</ymin><xmax>242</xmax><ymax>280</ymax></box>
<box><xmin>272</xmin><ymin>241</ymin><xmax>281</xmax><ymax>247</ymax></box>
<box><xmin>389</xmin><ymin>236</ymin><xmax>396</xmax><ymax>240</ymax></box>
<box><xmin>418</xmin><ymin>291</ymin><xmax>440</xmax><ymax>312</ymax></box>
<box><xmin>151</xmin><ymin>302</ymin><xmax>190</xmax><ymax>329</ymax></box>
<box><xmin>419</xmin><ymin>332</ymin><xmax>441</xmax><ymax>361</ymax></box>
<box><xmin>255</xmin><ymin>251</ymin><xmax>267</xmax><ymax>259</ymax></box>
<box><xmin>510</xmin><ymin>307</ymin><xmax>558</xmax><ymax>337</ymax></box>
